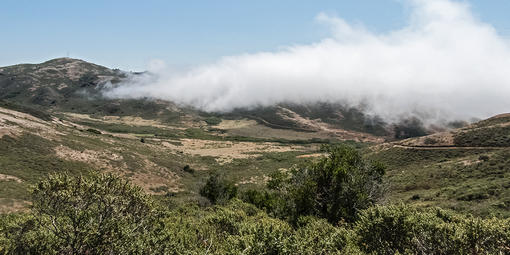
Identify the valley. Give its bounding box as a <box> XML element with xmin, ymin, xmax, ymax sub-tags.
<box><xmin>0</xmin><ymin>58</ymin><xmax>509</xmax><ymax>219</ymax></box>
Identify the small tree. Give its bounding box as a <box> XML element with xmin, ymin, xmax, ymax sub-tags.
<box><xmin>27</xmin><ymin>172</ymin><xmax>162</xmax><ymax>254</ymax></box>
<box><xmin>275</xmin><ymin>145</ymin><xmax>386</xmax><ymax>224</ymax></box>
<box><xmin>200</xmin><ymin>173</ymin><xmax>238</xmax><ymax>204</ymax></box>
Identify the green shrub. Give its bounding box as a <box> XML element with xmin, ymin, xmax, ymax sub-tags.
<box><xmin>7</xmin><ymin>172</ymin><xmax>165</xmax><ymax>254</ymax></box>
<box><xmin>85</xmin><ymin>128</ymin><xmax>101</xmax><ymax>134</ymax></box>
<box><xmin>290</xmin><ymin>216</ymin><xmax>356</xmax><ymax>254</ymax></box>
<box><xmin>241</xmin><ymin>189</ymin><xmax>284</xmax><ymax>216</ymax></box>
<box><xmin>354</xmin><ymin>204</ymin><xmax>510</xmax><ymax>254</ymax></box>
<box><xmin>0</xmin><ymin>213</ymin><xmax>57</xmax><ymax>254</ymax></box>
<box><xmin>183</xmin><ymin>164</ymin><xmax>195</xmax><ymax>174</ymax></box>
<box><xmin>200</xmin><ymin>173</ymin><xmax>238</xmax><ymax>204</ymax></box>
<box><xmin>204</xmin><ymin>117</ymin><xmax>222</xmax><ymax>126</ymax></box>
<box><xmin>266</xmin><ymin>145</ymin><xmax>386</xmax><ymax>224</ymax></box>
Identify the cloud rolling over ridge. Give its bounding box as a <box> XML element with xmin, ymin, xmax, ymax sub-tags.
<box><xmin>103</xmin><ymin>0</ymin><xmax>510</xmax><ymax>124</ymax></box>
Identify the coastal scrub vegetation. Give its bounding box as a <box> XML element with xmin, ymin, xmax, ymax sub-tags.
<box><xmin>1</xmin><ymin>146</ymin><xmax>509</xmax><ymax>254</ymax></box>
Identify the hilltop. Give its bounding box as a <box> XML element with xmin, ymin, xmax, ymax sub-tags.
<box><xmin>0</xmin><ymin>58</ymin><xmax>439</xmax><ymax>141</ymax></box>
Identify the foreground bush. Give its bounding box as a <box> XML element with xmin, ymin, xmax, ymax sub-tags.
<box><xmin>355</xmin><ymin>205</ymin><xmax>510</xmax><ymax>254</ymax></box>
<box><xmin>1</xmin><ymin>173</ymin><xmax>163</xmax><ymax>254</ymax></box>
<box><xmin>157</xmin><ymin>200</ymin><xmax>356</xmax><ymax>254</ymax></box>
<box><xmin>243</xmin><ymin>145</ymin><xmax>386</xmax><ymax>224</ymax></box>
<box><xmin>1</xmin><ymin>172</ymin><xmax>509</xmax><ymax>254</ymax></box>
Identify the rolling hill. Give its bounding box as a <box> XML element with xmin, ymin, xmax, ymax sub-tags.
<box><xmin>370</xmin><ymin>113</ymin><xmax>510</xmax><ymax>217</ymax></box>
<box><xmin>0</xmin><ymin>58</ymin><xmax>436</xmax><ymax>140</ymax></box>
<box><xmin>0</xmin><ymin>58</ymin><xmax>508</xmax><ymax>219</ymax></box>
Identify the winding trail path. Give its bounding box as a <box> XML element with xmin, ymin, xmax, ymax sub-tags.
<box><xmin>393</xmin><ymin>145</ymin><xmax>506</xmax><ymax>150</ymax></box>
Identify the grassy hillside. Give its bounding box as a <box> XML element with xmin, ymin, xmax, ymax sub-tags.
<box><xmin>1</xmin><ymin>58</ymin><xmax>508</xmax><ymax>222</ymax></box>
<box><xmin>1</xmin><ymin>58</ymin><xmax>435</xmax><ymax>141</ymax></box>
<box><xmin>0</xmin><ymin>105</ymin><xmax>330</xmax><ymax>212</ymax></box>
<box><xmin>369</xmin><ymin>114</ymin><xmax>510</xmax><ymax>217</ymax></box>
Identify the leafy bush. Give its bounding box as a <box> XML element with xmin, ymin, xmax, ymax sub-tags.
<box><xmin>200</xmin><ymin>173</ymin><xmax>238</xmax><ymax>204</ymax></box>
<box><xmin>290</xmin><ymin>216</ymin><xmax>357</xmax><ymax>254</ymax></box>
<box><xmin>204</xmin><ymin>117</ymin><xmax>222</xmax><ymax>126</ymax></box>
<box><xmin>183</xmin><ymin>164</ymin><xmax>195</xmax><ymax>174</ymax></box>
<box><xmin>2</xmin><ymin>181</ymin><xmax>509</xmax><ymax>254</ymax></box>
<box><xmin>158</xmin><ymin>200</ymin><xmax>357</xmax><ymax>254</ymax></box>
<box><xmin>241</xmin><ymin>189</ymin><xmax>283</xmax><ymax>216</ymax></box>
<box><xmin>2</xmin><ymin>172</ymin><xmax>164</xmax><ymax>254</ymax></box>
<box><xmin>85</xmin><ymin>128</ymin><xmax>102</xmax><ymax>134</ymax></box>
<box><xmin>354</xmin><ymin>205</ymin><xmax>510</xmax><ymax>254</ymax></box>
<box><xmin>264</xmin><ymin>145</ymin><xmax>386</xmax><ymax>224</ymax></box>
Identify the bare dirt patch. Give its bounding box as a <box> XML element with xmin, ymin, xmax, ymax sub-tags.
<box><xmin>214</xmin><ymin>119</ymin><xmax>257</xmax><ymax>129</ymax></box>
<box><xmin>460</xmin><ymin>159</ymin><xmax>482</xmax><ymax>166</ymax></box>
<box><xmin>0</xmin><ymin>174</ymin><xmax>23</xmax><ymax>183</ymax></box>
<box><xmin>161</xmin><ymin>139</ymin><xmax>307</xmax><ymax>164</ymax></box>
<box><xmin>238</xmin><ymin>175</ymin><xmax>270</xmax><ymax>185</ymax></box>
<box><xmin>0</xmin><ymin>107</ymin><xmax>62</xmax><ymax>139</ymax></box>
<box><xmin>128</xmin><ymin>159</ymin><xmax>182</xmax><ymax>195</ymax></box>
<box><xmin>54</xmin><ymin>146</ymin><xmax>181</xmax><ymax>195</ymax></box>
<box><xmin>54</xmin><ymin>145</ymin><xmax>126</xmax><ymax>171</ymax></box>
<box><xmin>296</xmin><ymin>153</ymin><xmax>325</xmax><ymax>158</ymax></box>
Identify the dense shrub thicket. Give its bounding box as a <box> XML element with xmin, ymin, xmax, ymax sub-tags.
<box><xmin>2</xmin><ymin>197</ymin><xmax>509</xmax><ymax>254</ymax></box>
<box><xmin>0</xmin><ymin>173</ymin><xmax>163</xmax><ymax>254</ymax></box>
<box><xmin>1</xmin><ymin>145</ymin><xmax>509</xmax><ymax>254</ymax></box>
<box><xmin>239</xmin><ymin>145</ymin><xmax>385</xmax><ymax>224</ymax></box>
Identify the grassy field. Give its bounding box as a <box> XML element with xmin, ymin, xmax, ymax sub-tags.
<box><xmin>1</xmin><ymin>57</ymin><xmax>509</xmax><ymax>219</ymax></box>
<box><xmin>1</xmin><ymin>103</ymin><xmax>510</xmax><ymax>219</ymax></box>
<box><xmin>370</xmin><ymin>145</ymin><xmax>510</xmax><ymax>218</ymax></box>
<box><xmin>0</xmin><ymin>107</ymin><xmax>334</xmax><ymax>212</ymax></box>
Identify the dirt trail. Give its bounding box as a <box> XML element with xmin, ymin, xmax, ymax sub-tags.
<box><xmin>393</xmin><ymin>145</ymin><xmax>505</xmax><ymax>150</ymax></box>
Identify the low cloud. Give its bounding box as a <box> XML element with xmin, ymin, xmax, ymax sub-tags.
<box><xmin>103</xmin><ymin>0</ymin><xmax>510</xmax><ymax>124</ymax></box>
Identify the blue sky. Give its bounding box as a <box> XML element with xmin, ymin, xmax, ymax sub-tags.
<box><xmin>1</xmin><ymin>0</ymin><xmax>509</xmax><ymax>71</ymax></box>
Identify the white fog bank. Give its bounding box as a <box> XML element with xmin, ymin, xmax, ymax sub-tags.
<box><xmin>103</xmin><ymin>0</ymin><xmax>510</xmax><ymax>124</ymax></box>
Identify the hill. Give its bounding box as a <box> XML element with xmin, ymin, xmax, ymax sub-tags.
<box><xmin>1</xmin><ymin>58</ymin><xmax>508</xmax><ymax>220</ymax></box>
<box><xmin>0</xmin><ymin>103</ymin><xmax>332</xmax><ymax>212</ymax></box>
<box><xmin>369</xmin><ymin>114</ymin><xmax>510</xmax><ymax>217</ymax></box>
<box><xmin>0</xmin><ymin>58</ymin><xmax>438</xmax><ymax>141</ymax></box>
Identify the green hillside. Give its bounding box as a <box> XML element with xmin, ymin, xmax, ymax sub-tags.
<box><xmin>0</xmin><ymin>58</ymin><xmax>509</xmax><ymax>253</ymax></box>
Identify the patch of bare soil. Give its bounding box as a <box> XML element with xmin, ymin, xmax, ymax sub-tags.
<box><xmin>54</xmin><ymin>145</ymin><xmax>126</xmax><ymax>170</ymax></box>
<box><xmin>0</xmin><ymin>174</ymin><xmax>23</xmax><ymax>183</ymax></box>
<box><xmin>214</xmin><ymin>119</ymin><xmax>257</xmax><ymax>129</ymax></box>
<box><xmin>129</xmin><ymin>159</ymin><xmax>182</xmax><ymax>195</ymax></box>
<box><xmin>296</xmin><ymin>153</ymin><xmax>325</xmax><ymax>158</ymax></box>
<box><xmin>64</xmin><ymin>112</ymin><xmax>175</xmax><ymax>129</ymax></box>
<box><xmin>161</xmin><ymin>139</ymin><xmax>307</xmax><ymax>164</ymax></box>
<box><xmin>460</xmin><ymin>159</ymin><xmax>482</xmax><ymax>166</ymax></box>
<box><xmin>238</xmin><ymin>175</ymin><xmax>270</xmax><ymax>186</ymax></box>
<box><xmin>0</xmin><ymin>107</ymin><xmax>63</xmax><ymax>139</ymax></box>
<box><xmin>54</xmin><ymin>146</ymin><xmax>181</xmax><ymax>195</ymax></box>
